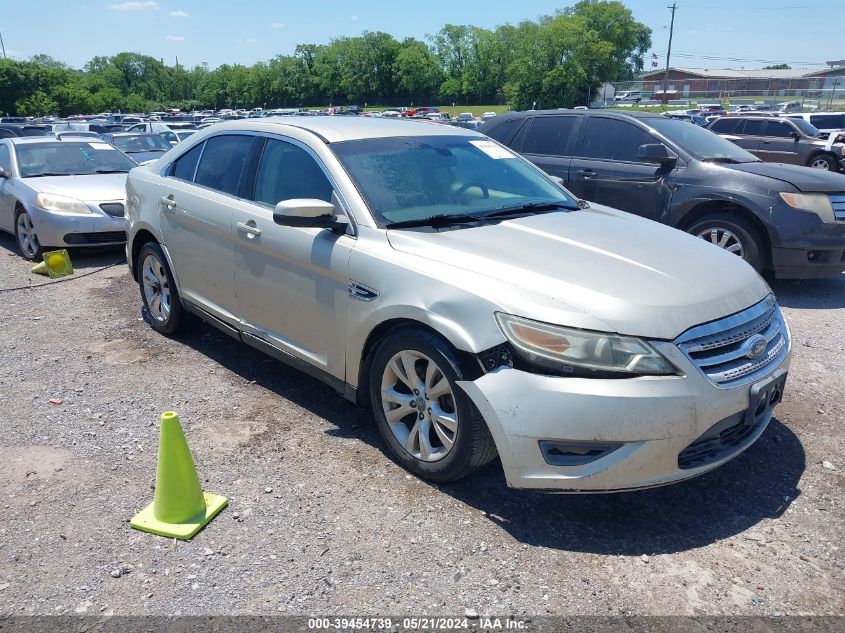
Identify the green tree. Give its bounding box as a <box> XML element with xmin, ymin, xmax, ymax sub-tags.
<box><xmin>16</xmin><ymin>91</ymin><xmax>58</xmax><ymax>116</ymax></box>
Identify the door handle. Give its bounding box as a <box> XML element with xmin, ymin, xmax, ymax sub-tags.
<box><xmin>160</xmin><ymin>195</ymin><xmax>177</xmax><ymax>209</ymax></box>
<box><xmin>575</xmin><ymin>169</ymin><xmax>596</xmax><ymax>178</ymax></box>
<box><xmin>236</xmin><ymin>221</ymin><xmax>262</xmax><ymax>238</ymax></box>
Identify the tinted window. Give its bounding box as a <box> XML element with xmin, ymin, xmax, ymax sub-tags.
<box><xmin>482</xmin><ymin>117</ymin><xmax>519</xmax><ymax>143</ymax></box>
<box><xmin>646</xmin><ymin>117</ymin><xmax>758</xmax><ymax>163</ymax></box>
<box><xmin>576</xmin><ymin>118</ymin><xmax>656</xmax><ymax>162</ymax></box>
<box><xmin>740</xmin><ymin>119</ymin><xmax>767</xmax><ymax>135</ymax></box>
<box><xmin>253</xmin><ymin>139</ymin><xmax>333</xmax><ymax>206</ymax></box>
<box><xmin>709</xmin><ymin>118</ymin><xmax>742</xmax><ymax>134</ymax></box>
<box><xmin>810</xmin><ymin>114</ymin><xmax>845</xmax><ymax>129</ymax></box>
<box><xmin>790</xmin><ymin>118</ymin><xmax>820</xmax><ymax>136</ymax></box>
<box><xmin>0</xmin><ymin>144</ymin><xmax>10</xmax><ymax>172</ymax></box>
<box><xmin>763</xmin><ymin>120</ymin><xmax>795</xmax><ymax>137</ymax></box>
<box><xmin>0</xmin><ymin>129</ymin><xmax>15</xmax><ymax>139</ymax></box>
<box><xmin>172</xmin><ymin>142</ymin><xmax>203</xmax><ymax>181</ymax></box>
<box><xmin>520</xmin><ymin>117</ymin><xmax>576</xmax><ymax>156</ymax></box>
<box><xmin>194</xmin><ymin>135</ymin><xmax>256</xmax><ymax>196</ymax></box>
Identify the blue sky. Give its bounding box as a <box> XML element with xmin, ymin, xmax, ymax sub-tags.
<box><xmin>2</xmin><ymin>0</ymin><xmax>842</xmax><ymax>71</ymax></box>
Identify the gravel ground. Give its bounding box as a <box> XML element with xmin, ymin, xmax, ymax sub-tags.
<box><xmin>0</xmin><ymin>233</ymin><xmax>842</xmax><ymax>617</ymax></box>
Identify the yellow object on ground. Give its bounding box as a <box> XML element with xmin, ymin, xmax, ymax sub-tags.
<box><xmin>31</xmin><ymin>249</ymin><xmax>74</xmax><ymax>278</ymax></box>
<box><xmin>130</xmin><ymin>411</ymin><xmax>227</xmax><ymax>540</ymax></box>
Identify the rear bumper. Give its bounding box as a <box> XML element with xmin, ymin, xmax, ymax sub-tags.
<box><xmin>457</xmin><ymin>342</ymin><xmax>790</xmax><ymax>492</ymax></box>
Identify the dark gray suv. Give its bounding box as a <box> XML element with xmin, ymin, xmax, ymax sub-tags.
<box><xmin>481</xmin><ymin>110</ymin><xmax>845</xmax><ymax>279</ymax></box>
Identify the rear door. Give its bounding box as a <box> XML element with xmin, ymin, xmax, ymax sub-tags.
<box><xmin>730</xmin><ymin>118</ymin><xmax>765</xmax><ymax>156</ymax></box>
<box><xmin>568</xmin><ymin>117</ymin><xmax>676</xmax><ymax>221</ymax></box>
<box><xmin>157</xmin><ymin>134</ymin><xmax>260</xmax><ymax>323</ymax></box>
<box><xmin>510</xmin><ymin>115</ymin><xmax>579</xmax><ymax>184</ymax></box>
<box><xmin>756</xmin><ymin>119</ymin><xmax>801</xmax><ymax>164</ymax></box>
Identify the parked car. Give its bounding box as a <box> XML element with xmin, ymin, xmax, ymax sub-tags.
<box><xmin>127</xmin><ymin>121</ymin><xmax>197</xmax><ymax>134</ymax></box>
<box><xmin>698</xmin><ymin>103</ymin><xmax>727</xmax><ymax>117</ymax></box>
<box><xmin>125</xmin><ymin>117</ymin><xmax>791</xmax><ymax>491</ymax></box>
<box><xmin>0</xmin><ymin>124</ymin><xmax>51</xmax><ymax>138</ymax></box>
<box><xmin>708</xmin><ymin>115</ymin><xmax>844</xmax><ymax>171</ymax></box>
<box><xmin>614</xmin><ymin>91</ymin><xmax>642</xmax><ymax>103</ymax></box>
<box><xmin>99</xmin><ymin>132</ymin><xmax>173</xmax><ymax>163</ymax></box>
<box><xmin>786</xmin><ymin>112</ymin><xmax>845</xmax><ymax>134</ymax></box>
<box><xmin>777</xmin><ymin>101</ymin><xmax>803</xmax><ymax>114</ymax></box>
<box><xmin>159</xmin><ymin>129</ymin><xmax>196</xmax><ymax>145</ymax></box>
<box><xmin>0</xmin><ymin>137</ymin><xmax>133</xmax><ymax>259</ymax></box>
<box><xmin>481</xmin><ymin>109</ymin><xmax>845</xmax><ymax>278</ymax></box>
<box><xmin>53</xmin><ymin>122</ymin><xmax>126</xmax><ymax>135</ymax></box>
<box><xmin>481</xmin><ymin>111</ymin><xmax>497</xmax><ymax>120</ymax></box>
<box><xmin>457</xmin><ymin>113</ymin><xmax>475</xmax><ymax>122</ymax></box>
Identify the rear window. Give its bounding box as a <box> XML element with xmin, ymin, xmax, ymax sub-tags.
<box><xmin>810</xmin><ymin>114</ymin><xmax>845</xmax><ymax>129</ymax></box>
<box><xmin>709</xmin><ymin>118</ymin><xmax>742</xmax><ymax>134</ymax></box>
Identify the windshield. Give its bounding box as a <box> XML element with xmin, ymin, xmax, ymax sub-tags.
<box><xmin>111</xmin><ymin>134</ymin><xmax>171</xmax><ymax>153</ymax></box>
<box><xmin>645</xmin><ymin>117</ymin><xmax>759</xmax><ymax>163</ymax></box>
<box><xmin>790</xmin><ymin>118</ymin><xmax>820</xmax><ymax>137</ymax></box>
<box><xmin>15</xmin><ymin>141</ymin><xmax>137</xmax><ymax>177</ymax></box>
<box><xmin>331</xmin><ymin>135</ymin><xmax>576</xmax><ymax>226</ymax></box>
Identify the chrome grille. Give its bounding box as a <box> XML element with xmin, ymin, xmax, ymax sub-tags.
<box><xmin>675</xmin><ymin>295</ymin><xmax>789</xmax><ymax>388</ymax></box>
<box><xmin>830</xmin><ymin>194</ymin><xmax>845</xmax><ymax>221</ymax></box>
<box><xmin>99</xmin><ymin>203</ymin><xmax>125</xmax><ymax>217</ymax></box>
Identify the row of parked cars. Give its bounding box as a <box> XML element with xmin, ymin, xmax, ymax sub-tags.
<box><xmin>2</xmin><ymin>110</ymin><xmax>842</xmax><ymax>494</ymax></box>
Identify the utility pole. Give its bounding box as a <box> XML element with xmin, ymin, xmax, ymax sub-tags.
<box><xmin>0</xmin><ymin>31</ymin><xmax>6</xmax><ymax>60</ymax></box>
<box><xmin>663</xmin><ymin>3</ymin><xmax>677</xmax><ymax>105</ymax></box>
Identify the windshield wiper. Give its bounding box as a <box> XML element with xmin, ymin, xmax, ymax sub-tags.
<box><xmin>94</xmin><ymin>168</ymin><xmax>130</xmax><ymax>174</ymax></box>
<box><xmin>483</xmin><ymin>201</ymin><xmax>578</xmax><ymax>219</ymax></box>
<box><xmin>701</xmin><ymin>157</ymin><xmax>746</xmax><ymax>164</ymax></box>
<box><xmin>23</xmin><ymin>172</ymin><xmax>73</xmax><ymax>177</ymax></box>
<box><xmin>385</xmin><ymin>213</ymin><xmax>485</xmax><ymax>229</ymax></box>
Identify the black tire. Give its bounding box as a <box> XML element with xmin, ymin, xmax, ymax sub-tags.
<box><xmin>14</xmin><ymin>207</ymin><xmax>44</xmax><ymax>261</ymax></box>
<box><xmin>687</xmin><ymin>213</ymin><xmax>767</xmax><ymax>273</ymax></box>
<box><xmin>806</xmin><ymin>153</ymin><xmax>839</xmax><ymax>172</ymax></box>
<box><xmin>368</xmin><ymin>328</ymin><xmax>497</xmax><ymax>483</ymax></box>
<box><xmin>136</xmin><ymin>242</ymin><xmax>189</xmax><ymax>335</ymax></box>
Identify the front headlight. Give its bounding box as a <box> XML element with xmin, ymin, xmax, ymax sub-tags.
<box><xmin>779</xmin><ymin>192</ymin><xmax>835</xmax><ymax>222</ymax></box>
<box><xmin>495</xmin><ymin>313</ymin><xmax>676</xmax><ymax>377</ymax></box>
<box><xmin>35</xmin><ymin>193</ymin><xmax>92</xmax><ymax>215</ymax></box>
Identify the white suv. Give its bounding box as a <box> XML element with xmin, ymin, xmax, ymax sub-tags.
<box><xmin>614</xmin><ymin>91</ymin><xmax>643</xmax><ymax>102</ymax></box>
<box><xmin>125</xmin><ymin>118</ymin><xmax>790</xmax><ymax>491</ymax></box>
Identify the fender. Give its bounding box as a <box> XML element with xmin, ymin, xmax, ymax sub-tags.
<box><xmin>668</xmin><ymin>192</ymin><xmax>772</xmax><ymax>231</ymax></box>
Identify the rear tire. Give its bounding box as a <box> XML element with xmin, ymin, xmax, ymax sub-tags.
<box><xmin>806</xmin><ymin>153</ymin><xmax>839</xmax><ymax>172</ymax></box>
<box><xmin>368</xmin><ymin>328</ymin><xmax>497</xmax><ymax>483</ymax></box>
<box><xmin>136</xmin><ymin>242</ymin><xmax>189</xmax><ymax>335</ymax></box>
<box><xmin>687</xmin><ymin>213</ymin><xmax>766</xmax><ymax>273</ymax></box>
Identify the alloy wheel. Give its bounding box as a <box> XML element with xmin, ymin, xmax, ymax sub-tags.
<box><xmin>697</xmin><ymin>226</ymin><xmax>744</xmax><ymax>257</ymax></box>
<box><xmin>16</xmin><ymin>212</ymin><xmax>39</xmax><ymax>258</ymax></box>
<box><xmin>141</xmin><ymin>253</ymin><xmax>172</xmax><ymax>323</ymax></box>
<box><xmin>380</xmin><ymin>350</ymin><xmax>458</xmax><ymax>462</ymax></box>
<box><xmin>809</xmin><ymin>156</ymin><xmax>832</xmax><ymax>170</ymax></box>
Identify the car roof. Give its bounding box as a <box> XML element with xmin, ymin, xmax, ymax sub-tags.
<box><xmin>107</xmin><ymin>132</ymin><xmax>160</xmax><ymax>136</ymax></box>
<box><xmin>491</xmin><ymin>108</ymin><xmax>667</xmax><ymax>122</ymax></box>
<box><xmin>6</xmin><ymin>137</ymin><xmax>93</xmax><ymax>144</ymax></box>
<box><xmin>207</xmin><ymin>117</ymin><xmax>481</xmax><ymax>143</ymax></box>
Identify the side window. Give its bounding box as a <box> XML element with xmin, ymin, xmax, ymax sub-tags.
<box><xmin>194</xmin><ymin>135</ymin><xmax>257</xmax><ymax>196</ymax></box>
<box><xmin>128</xmin><ymin>124</ymin><xmax>144</xmax><ymax>132</ymax></box>
<box><xmin>710</xmin><ymin>118</ymin><xmax>742</xmax><ymax>134</ymax></box>
<box><xmin>764</xmin><ymin>120</ymin><xmax>795</xmax><ymax>137</ymax></box>
<box><xmin>0</xmin><ymin>144</ymin><xmax>11</xmax><ymax>173</ymax></box>
<box><xmin>171</xmin><ymin>142</ymin><xmax>204</xmax><ymax>181</ymax></box>
<box><xmin>0</xmin><ymin>129</ymin><xmax>15</xmax><ymax>139</ymax></box>
<box><xmin>740</xmin><ymin>119</ymin><xmax>766</xmax><ymax>136</ymax></box>
<box><xmin>252</xmin><ymin>139</ymin><xmax>333</xmax><ymax>206</ymax></box>
<box><xmin>483</xmin><ymin>118</ymin><xmax>518</xmax><ymax>144</ymax></box>
<box><xmin>576</xmin><ymin>118</ymin><xmax>656</xmax><ymax>162</ymax></box>
<box><xmin>520</xmin><ymin>117</ymin><xmax>576</xmax><ymax>156</ymax></box>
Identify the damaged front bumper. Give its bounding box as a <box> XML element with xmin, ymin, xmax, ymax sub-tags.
<box><xmin>457</xmin><ymin>343</ymin><xmax>790</xmax><ymax>492</ymax></box>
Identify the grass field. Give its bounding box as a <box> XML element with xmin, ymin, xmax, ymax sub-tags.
<box><xmin>360</xmin><ymin>104</ymin><xmax>512</xmax><ymax>115</ymax></box>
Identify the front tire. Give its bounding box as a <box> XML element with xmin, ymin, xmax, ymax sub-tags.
<box><xmin>136</xmin><ymin>242</ymin><xmax>189</xmax><ymax>335</ymax></box>
<box><xmin>807</xmin><ymin>153</ymin><xmax>839</xmax><ymax>172</ymax></box>
<box><xmin>368</xmin><ymin>328</ymin><xmax>497</xmax><ymax>483</ymax></box>
<box><xmin>687</xmin><ymin>213</ymin><xmax>766</xmax><ymax>273</ymax></box>
<box><xmin>15</xmin><ymin>209</ymin><xmax>43</xmax><ymax>261</ymax></box>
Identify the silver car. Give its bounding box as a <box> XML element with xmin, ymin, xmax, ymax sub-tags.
<box><xmin>125</xmin><ymin>118</ymin><xmax>791</xmax><ymax>491</ymax></box>
<box><xmin>0</xmin><ymin>137</ymin><xmax>134</xmax><ymax>259</ymax></box>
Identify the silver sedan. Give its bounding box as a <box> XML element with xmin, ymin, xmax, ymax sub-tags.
<box><xmin>0</xmin><ymin>137</ymin><xmax>135</xmax><ymax>260</ymax></box>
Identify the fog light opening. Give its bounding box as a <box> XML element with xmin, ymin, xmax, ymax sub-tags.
<box><xmin>539</xmin><ymin>440</ymin><xmax>623</xmax><ymax>466</ymax></box>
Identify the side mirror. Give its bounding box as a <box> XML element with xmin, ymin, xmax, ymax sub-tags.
<box><xmin>789</xmin><ymin>131</ymin><xmax>800</xmax><ymax>140</ymax></box>
<box><xmin>637</xmin><ymin>143</ymin><xmax>678</xmax><ymax>167</ymax></box>
<box><xmin>547</xmin><ymin>175</ymin><xmax>565</xmax><ymax>187</ymax></box>
<box><xmin>273</xmin><ymin>198</ymin><xmax>349</xmax><ymax>233</ymax></box>
<box><xmin>0</xmin><ymin>167</ymin><xmax>7</xmax><ymax>179</ymax></box>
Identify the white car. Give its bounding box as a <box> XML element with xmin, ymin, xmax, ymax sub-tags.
<box><xmin>125</xmin><ymin>118</ymin><xmax>790</xmax><ymax>491</ymax></box>
<box><xmin>481</xmin><ymin>111</ymin><xmax>497</xmax><ymax>120</ymax></box>
<box><xmin>614</xmin><ymin>91</ymin><xmax>643</xmax><ymax>102</ymax></box>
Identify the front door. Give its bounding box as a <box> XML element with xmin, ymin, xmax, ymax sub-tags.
<box><xmin>567</xmin><ymin>117</ymin><xmax>676</xmax><ymax>222</ymax></box>
<box><xmin>755</xmin><ymin>119</ymin><xmax>801</xmax><ymax>164</ymax></box>
<box><xmin>233</xmin><ymin>136</ymin><xmax>355</xmax><ymax>381</ymax></box>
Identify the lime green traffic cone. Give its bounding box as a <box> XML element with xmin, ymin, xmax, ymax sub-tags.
<box><xmin>130</xmin><ymin>411</ymin><xmax>227</xmax><ymax>540</ymax></box>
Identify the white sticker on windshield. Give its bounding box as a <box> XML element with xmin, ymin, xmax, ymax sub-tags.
<box><xmin>469</xmin><ymin>140</ymin><xmax>514</xmax><ymax>159</ymax></box>
<box><xmin>88</xmin><ymin>142</ymin><xmax>115</xmax><ymax>150</ymax></box>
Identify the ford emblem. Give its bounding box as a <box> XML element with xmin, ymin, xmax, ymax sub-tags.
<box><xmin>744</xmin><ymin>334</ymin><xmax>768</xmax><ymax>360</ymax></box>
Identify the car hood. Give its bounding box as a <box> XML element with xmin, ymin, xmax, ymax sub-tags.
<box><xmin>26</xmin><ymin>173</ymin><xmax>128</xmax><ymax>201</ymax></box>
<box><xmin>386</xmin><ymin>205</ymin><xmax>769</xmax><ymax>339</ymax></box>
<box><xmin>728</xmin><ymin>161</ymin><xmax>845</xmax><ymax>192</ymax></box>
<box><xmin>124</xmin><ymin>150</ymin><xmax>168</xmax><ymax>163</ymax></box>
